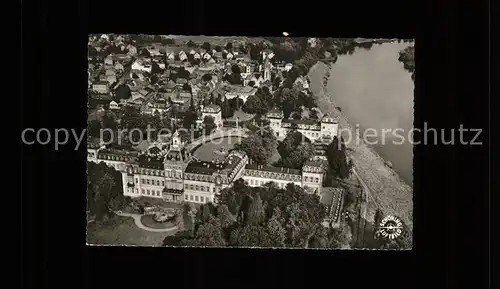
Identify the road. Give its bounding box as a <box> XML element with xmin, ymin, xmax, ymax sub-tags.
<box><xmin>351</xmin><ymin>166</ymin><xmax>377</xmax><ymax>246</ymax></box>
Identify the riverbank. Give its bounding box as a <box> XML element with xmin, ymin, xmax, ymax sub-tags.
<box><xmin>308</xmin><ymin>62</ymin><xmax>413</xmax><ymax>232</ymax></box>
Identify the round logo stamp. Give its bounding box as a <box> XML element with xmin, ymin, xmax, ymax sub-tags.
<box><xmin>378</xmin><ymin>215</ymin><xmax>403</xmax><ymax>240</ymax></box>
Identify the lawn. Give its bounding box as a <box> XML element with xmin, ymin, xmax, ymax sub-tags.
<box><xmin>86</xmin><ymin>216</ymin><xmax>176</xmax><ymax>246</ymax></box>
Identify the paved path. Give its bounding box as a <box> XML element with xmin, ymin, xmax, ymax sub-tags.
<box><xmin>114</xmin><ymin>211</ymin><xmax>178</xmax><ymax>232</ymax></box>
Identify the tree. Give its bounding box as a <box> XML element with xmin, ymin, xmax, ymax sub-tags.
<box><xmin>131</xmin><ymin>72</ymin><xmax>139</xmax><ymax>79</ymax></box>
<box><xmin>231</xmin><ymin>64</ymin><xmax>241</xmax><ymax>75</ymax></box>
<box><xmin>150</xmin><ymin>74</ymin><xmax>159</xmax><ymax>85</ymax></box>
<box><xmin>139</xmin><ymin>48</ymin><xmax>150</xmax><ymax>57</ymax></box>
<box><xmin>235</xmin><ymin>132</ymin><xmax>277</xmax><ymax>165</ymax></box>
<box><xmin>326</xmin><ymin>136</ymin><xmax>351</xmax><ymax>179</ymax></box>
<box><xmin>88</xmin><ymin>120</ymin><xmax>102</xmax><ymax>138</ymax></box>
<box><xmin>182</xmin><ymin>109</ymin><xmax>198</xmax><ymax>130</ymax></box>
<box><xmin>151</xmin><ymin>62</ymin><xmax>162</xmax><ymax>74</ymax></box>
<box><xmin>225</xmin><ymin>42</ymin><xmax>233</xmax><ymax>50</ymax></box>
<box><xmin>202</xmin><ymin>73</ymin><xmax>212</xmax><ymax>82</ymax></box>
<box><xmin>114</xmin><ymin>83</ymin><xmax>131</xmax><ymax>100</ymax></box>
<box><xmin>87</xmin><ymin>162</ymin><xmax>129</xmax><ymax>221</ymax></box>
<box><xmin>229</xmin><ymin>225</ymin><xmax>272</xmax><ymax>247</ymax></box>
<box><xmin>216</xmin><ymin>204</ymin><xmax>234</xmax><ymax>229</ymax></box>
<box><xmin>187</xmin><ymin>40</ymin><xmax>197</xmax><ymax>47</ymax></box>
<box><xmin>243</xmin><ymin>194</ymin><xmax>265</xmax><ymax>226</ymax></box>
<box><xmin>309</xmin><ymin>109</ymin><xmax>318</xmax><ymax>120</ymax></box>
<box><xmin>248</xmin><ymin>80</ymin><xmax>256</xmax><ymax>87</ymax></box>
<box><xmin>202</xmin><ymin>42</ymin><xmax>211</xmax><ymax>51</ymax></box>
<box><xmin>214</xmin><ymin>45</ymin><xmax>223</xmax><ymax>52</ymax></box>
<box><xmin>182</xmin><ymin>216</ymin><xmax>226</xmax><ymax>247</ymax></box>
<box><xmin>203</xmin><ymin>116</ymin><xmax>217</xmax><ymax>135</ymax></box>
<box><xmin>266</xmin><ymin>207</ymin><xmax>287</xmax><ymax>247</ymax></box>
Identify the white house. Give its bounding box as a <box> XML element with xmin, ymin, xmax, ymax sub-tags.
<box><xmin>126</xmin><ymin>44</ymin><xmax>137</xmax><ymax>56</ymax></box>
<box><xmin>104</xmin><ymin>55</ymin><xmax>114</xmax><ymax>66</ymax></box>
<box><xmin>284</xmin><ymin>63</ymin><xmax>293</xmax><ymax>72</ymax></box>
<box><xmin>194</xmin><ymin>53</ymin><xmax>201</xmax><ymax>59</ymax></box>
<box><xmin>131</xmin><ymin>60</ymin><xmax>152</xmax><ymax>73</ymax></box>
<box><xmin>179</xmin><ymin>51</ymin><xmax>187</xmax><ymax>61</ymax></box>
<box><xmin>114</xmin><ymin>62</ymin><xmax>124</xmax><ymax>71</ymax></box>
<box><xmin>109</xmin><ymin>100</ymin><xmax>120</xmax><ymax>110</ymax></box>
<box><xmin>226</xmin><ymin>53</ymin><xmax>233</xmax><ymax>60</ymax></box>
<box><xmin>203</xmin><ymin>53</ymin><xmax>212</xmax><ymax>60</ymax></box>
<box><xmin>201</xmin><ymin>105</ymin><xmax>223</xmax><ymax>129</ymax></box>
<box><xmin>166</xmin><ymin>52</ymin><xmax>175</xmax><ymax>60</ymax></box>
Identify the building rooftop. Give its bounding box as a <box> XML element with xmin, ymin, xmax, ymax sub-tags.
<box><xmin>282</xmin><ymin>118</ymin><xmax>319</xmax><ymax>126</ymax></box>
<box><xmin>245</xmin><ymin>164</ymin><xmax>301</xmax><ymax>176</ymax></box>
<box><xmin>185</xmin><ymin>160</ymin><xmax>223</xmax><ymax>175</ymax></box>
<box><xmin>202</xmin><ymin>104</ymin><xmax>221</xmax><ymax>113</ymax></box>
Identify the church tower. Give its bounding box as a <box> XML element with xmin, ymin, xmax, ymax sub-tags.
<box><xmin>263</xmin><ymin>57</ymin><xmax>271</xmax><ymax>81</ymax></box>
<box><xmin>163</xmin><ymin>130</ymin><xmax>190</xmax><ymax>196</ymax></box>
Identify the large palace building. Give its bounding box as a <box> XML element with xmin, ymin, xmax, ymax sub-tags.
<box><xmin>266</xmin><ymin>109</ymin><xmax>339</xmax><ymax>142</ymax></box>
<box><xmin>88</xmin><ymin>129</ymin><xmax>328</xmax><ymax>204</ymax></box>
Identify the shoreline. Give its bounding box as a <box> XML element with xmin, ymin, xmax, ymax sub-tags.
<box><xmin>308</xmin><ymin>61</ymin><xmax>413</xmax><ymax>231</ymax></box>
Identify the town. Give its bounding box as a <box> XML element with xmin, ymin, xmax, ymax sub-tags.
<box><xmin>86</xmin><ymin>34</ymin><xmax>412</xmax><ymax>249</ymax></box>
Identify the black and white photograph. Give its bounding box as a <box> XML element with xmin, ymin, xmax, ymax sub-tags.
<box><xmin>86</xmin><ymin>34</ymin><xmax>414</xmax><ymax>249</ymax></box>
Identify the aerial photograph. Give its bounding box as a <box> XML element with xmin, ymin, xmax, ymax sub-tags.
<box><xmin>86</xmin><ymin>34</ymin><xmax>414</xmax><ymax>249</ymax></box>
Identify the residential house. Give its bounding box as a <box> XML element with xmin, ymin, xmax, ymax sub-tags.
<box><xmin>127</xmin><ymin>44</ymin><xmax>137</xmax><ymax>56</ymax></box>
<box><xmin>92</xmin><ymin>81</ymin><xmax>109</xmax><ymax>94</ymax></box>
<box><xmin>250</xmin><ymin>74</ymin><xmax>264</xmax><ymax>87</ymax></box>
<box><xmin>166</xmin><ymin>52</ymin><xmax>175</xmax><ymax>60</ymax></box>
<box><xmin>203</xmin><ymin>53</ymin><xmax>212</xmax><ymax>60</ymax></box>
<box><xmin>284</xmin><ymin>63</ymin><xmax>293</xmax><ymax>72</ymax></box>
<box><xmin>166</xmin><ymin>80</ymin><xmax>177</xmax><ymax>90</ymax></box>
<box><xmin>104</xmin><ymin>55</ymin><xmax>114</xmax><ymax>66</ymax></box>
<box><xmin>105</xmin><ymin>69</ymin><xmax>116</xmax><ymax>76</ymax></box>
<box><xmin>176</xmin><ymin>78</ymin><xmax>188</xmax><ymax>87</ymax></box>
<box><xmin>226</xmin><ymin>52</ymin><xmax>233</xmax><ymax>60</ymax></box>
<box><xmin>189</xmin><ymin>49</ymin><xmax>196</xmax><ymax>55</ymax></box>
<box><xmin>107</xmin><ymin>74</ymin><xmax>117</xmax><ymax>85</ymax></box>
<box><xmin>109</xmin><ymin>100</ymin><xmax>120</xmax><ymax>110</ymax></box>
<box><xmin>214</xmin><ymin>52</ymin><xmax>223</xmax><ymax>59</ymax></box>
<box><xmin>131</xmin><ymin>60</ymin><xmax>152</xmax><ymax>73</ymax></box>
<box><xmin>193</xmin><ymin>52</ymin><xmax>201</xmax><ymax>59</ymax></box>
<box><xmin>114</xmin><ymin>62</ymin><xmax>124</xmax><ymax>71</ymax></box>
<box><xmin>224</xmin><ymin>85</ymin><xmax>257</xmax><ymax>103</ymax></box>
<box><xmin>179</xmin><ymin>51</ymin><xmax>187</xmax><ymax>61</ymax></box>
<box><xmin>99</xmin><ymin>73</ymin><xmax>107</xmax><ymax>82</ymax></box>
<box><xmin>207</xmin><ymin>58</ymin><xmax>216</xmax><ymax>64</ymax></box>
<box><xmin>147</xmin><ymin>47</ymin><xmax>161</xmax><ymax>56</ymax></box>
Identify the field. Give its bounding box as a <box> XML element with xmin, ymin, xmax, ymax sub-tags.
<box><xmin>86</xmin><ymin>216</ymin><xmax>176</xmax><ymax>246</ymax></box>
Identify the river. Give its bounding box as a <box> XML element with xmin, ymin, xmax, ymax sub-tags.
<box><xmin>324</xmin><ymin>42</ymin><xmax>414</xmax><ymax>185</ymax></box>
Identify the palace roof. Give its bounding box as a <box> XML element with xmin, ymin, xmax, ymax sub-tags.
<box><xmin>245</xmin><ymin>164</ymin><xmax>302</xmax><ymax>176</ymax></box>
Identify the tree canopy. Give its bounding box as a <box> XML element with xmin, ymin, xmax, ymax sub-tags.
<box><xmin>162</xmin><ymin>181</ymin><xmax>351</xmax><ymax>248</ymax></box>
<box><xmin>87</xmin><ymin>161</ymin><xmax>131</xmax><ymax>221</ymax></box>
<box><xmin>235</xmin><ymin>131</ymin><xmax>277</xmax><ymax>165</ymax></box>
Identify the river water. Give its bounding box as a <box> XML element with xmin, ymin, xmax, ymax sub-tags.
<box><xmin>326</xmin><ymin>42</ymin><xmax>414</xmax><ymax>185</ymax></box>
